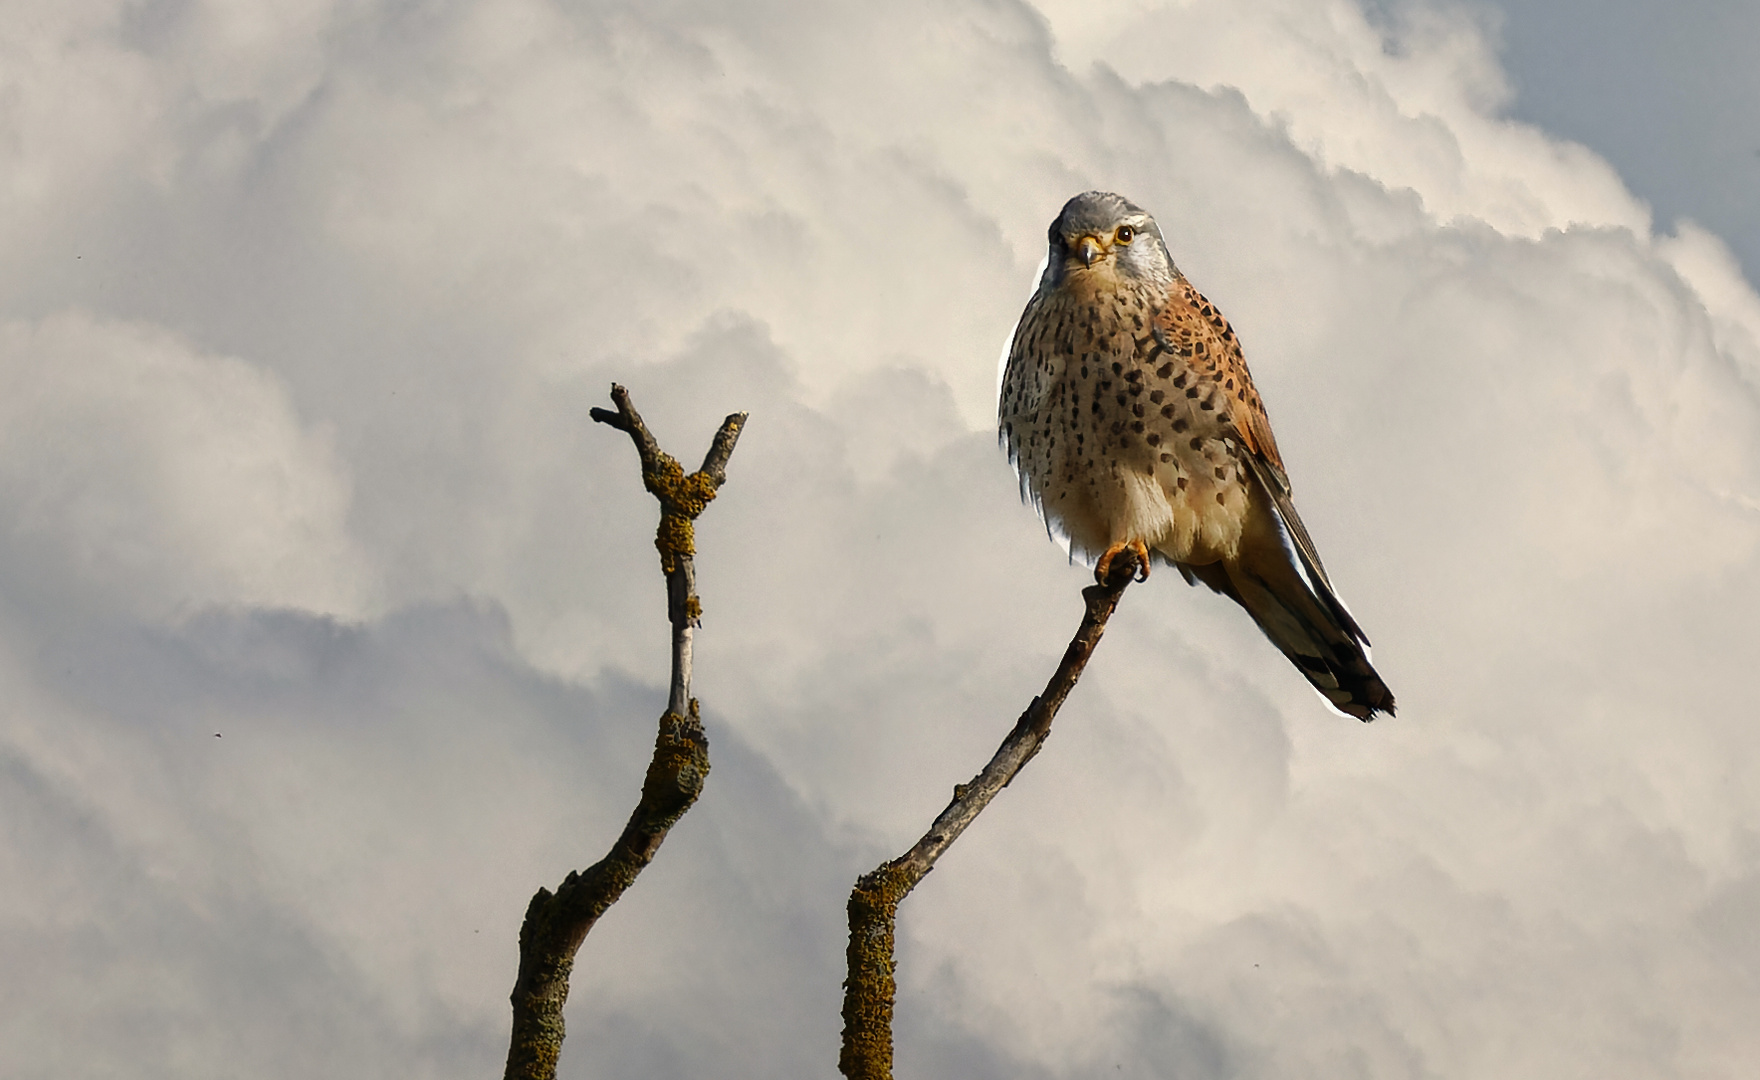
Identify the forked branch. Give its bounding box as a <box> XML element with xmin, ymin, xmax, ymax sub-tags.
<box><xmin>839</xmin><ymin>557</ymin><xmax>1139</xmax><ymax>1079</ymax></box>
<box><xmin>503</xmin><ymin>384</ymin><xmax>747</xmax><ymax>1080</ymax></box>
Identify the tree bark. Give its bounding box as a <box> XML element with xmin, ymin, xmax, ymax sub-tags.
<box><xmin>503</xmin><ymin>385</ymin><xmax>746</xmax><ymax>1080</ymax></box>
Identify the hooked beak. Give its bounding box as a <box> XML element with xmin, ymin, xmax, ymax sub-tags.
<box><xmin>1073</xmin><ymin>234</ymin><xmax>1106</xmax><ymax>268</ymax></box>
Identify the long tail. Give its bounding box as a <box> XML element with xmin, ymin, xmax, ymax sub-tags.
<box><xmin>1178</xmin><ymin>459</ymin><xmax>1395</xmax><ymax>720</ymax></box>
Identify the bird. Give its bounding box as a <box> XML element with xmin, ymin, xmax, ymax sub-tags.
<box><xmin>998</xmin><ymin>191</ymin><xmax>1394</xmax><ymax>719</ymax></box>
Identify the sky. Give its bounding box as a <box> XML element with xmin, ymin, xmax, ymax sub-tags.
<box><xmin>1489</xmin><ymin>0</ymin><xmax>1760</xmax><ymax>288</ymax></box>
<box><xmin>2</xmin><ymin>1</ymin><xmax>1758</xmax><ymax>1078</ymax></box>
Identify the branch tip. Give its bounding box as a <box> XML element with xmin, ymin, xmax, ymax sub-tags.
<box><xmin>700</xmin><ymin>411</ymin><xmax>749</xmax><ymax>480</ymax></box>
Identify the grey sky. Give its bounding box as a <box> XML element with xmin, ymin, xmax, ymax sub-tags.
<box><xmin>2</xmin><ymin>2</ymin><xmax>1758</xmax><ymax>1078</ymax></box>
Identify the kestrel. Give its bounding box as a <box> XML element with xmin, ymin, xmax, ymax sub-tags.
<box><xmin>999</xmin><ymin>191</ymin><xmax>1394</xmax><ymax>719</ymax></box>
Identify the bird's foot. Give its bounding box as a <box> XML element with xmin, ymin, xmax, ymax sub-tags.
<box><xmin>1094</xmin><ymin>539</ymin><xmax>1151</xmax><ymax>584</ymax></box>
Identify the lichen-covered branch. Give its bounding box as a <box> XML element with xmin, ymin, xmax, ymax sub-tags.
<box><xmin>838</xmin><ymin>557</ymin><xmax>1140</xmax><ymax>1080</ymax></box>
<box><xmin>504</xmin><ymin>384</ymin><xmax>747</xmax><ymax>1080</ymax></box>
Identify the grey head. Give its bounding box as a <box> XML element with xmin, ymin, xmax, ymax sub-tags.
<box><xmin>1039</xmin><ymin>191</ymin><xmax>1178</xmax><ymax>292</ymax></box>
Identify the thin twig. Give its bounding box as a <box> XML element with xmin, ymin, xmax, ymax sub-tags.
<box><xmin>503</xmin><ymin>384</ymin><xmax>747</xmax><ymax>1080</ymax></box>
<box><xmin>838</xmin><ymin>557</ymin><xmax>1140</xmax><ymax>1080</ymax></box>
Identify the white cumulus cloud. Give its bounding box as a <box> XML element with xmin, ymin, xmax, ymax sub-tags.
<box><xmin>1</xmin><ymin>1</ymin><xmax>1758</xmax><ymax>1078</ymax></box>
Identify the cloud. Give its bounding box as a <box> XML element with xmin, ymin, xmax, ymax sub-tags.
<box><xmin>0</xmin><ymin>311</ymin><xmax>371</xmax><ymax>620</ymax></box>
<box><xmin>2</xmin><ymin>1</ymin><xmax>1759</xmax><ymax>1077</ymax></box>
<box><xmin>0</xmin><ymin>598</ymin><xmax>845</xmax><ymax>1079</ymax></box>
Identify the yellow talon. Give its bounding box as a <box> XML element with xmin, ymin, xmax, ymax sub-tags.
<box><xmin>1095</xmin><ymin>538</ymin><xmax>1151</xmax><ymax>583</ymax></box>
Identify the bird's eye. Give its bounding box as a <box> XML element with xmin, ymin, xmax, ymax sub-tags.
<box><xmin>1115</xmin><ymin>225</ymin><xmax>1135</xmax><ymax>244</ymax></box>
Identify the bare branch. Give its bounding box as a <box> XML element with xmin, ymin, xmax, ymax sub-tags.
<box><xmin>504</xmin><ymin>384</ymin><xmax>746</xmax><ymax>1080</ymax></box>
<box><xmin>698</xmin><ymin>412</ymin><xmax>746</xmax><ymax>486</ymax></box>
<box><xmin>839</xmin><ymin>555</ymin><xmax>1140</xmax><ymax>1080</ymax></box>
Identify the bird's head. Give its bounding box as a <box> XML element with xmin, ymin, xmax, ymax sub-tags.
<box><xmin>1040</xmin><ymin>191</ymin><xmax>1176</xmax><ymax>291</ymax></box>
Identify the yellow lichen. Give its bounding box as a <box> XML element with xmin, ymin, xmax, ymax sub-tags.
<box><xmin>639</xmin><ymin>708</ymin><xmax>711</xmax><ymax>819</ymax></box>
<box><xmin>642</xmin><ymin>455</ymin><xmax>722</xmax><ymax>573</ymax></box>
<box><xmin>840</xmin><ymin>864</ymin><xmax>917</xmax><ymax>1080</ymax></box>
<box><xmin>653</xmin><ymin>512</ymin><xmax>695</xmax><ymax>574</ymax></box>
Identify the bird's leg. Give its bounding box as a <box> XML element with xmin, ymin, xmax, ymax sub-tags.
<box><xmin>1094</xmin><ymin>538</ymin><xmax>1151</xmax><ymax>583</ymax></box>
